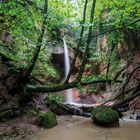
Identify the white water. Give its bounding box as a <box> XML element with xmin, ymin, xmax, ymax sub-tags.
<box><xmin>63</xmin><ymin>37</ymin><xmax>74</xmax><ymax>103</ymax></box>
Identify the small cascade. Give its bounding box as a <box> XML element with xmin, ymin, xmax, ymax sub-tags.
<box><xmin>63</xmin><ymin>37</ymin><xmax>74</xmax><ymax>103</ymax></box>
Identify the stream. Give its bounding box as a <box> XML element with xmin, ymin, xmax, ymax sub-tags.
<box><xmin>27</xmin><ymin>116</ymin><xmax>140</xmax><ymax>140</ymax></box>
<box><xmin>26</xmin><ymin>37</ymin><xmax>140</xmax><ymax>140</ymax></box>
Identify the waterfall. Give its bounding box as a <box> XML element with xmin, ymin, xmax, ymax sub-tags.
<box><xmin>63</xmin><ymin>37</ymin><xmax>74</xmax><ymax>103</ymax></box>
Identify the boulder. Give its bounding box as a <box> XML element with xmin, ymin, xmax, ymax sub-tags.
<box><xmin>38</xmin><ymin>112</ymin><xmax>58</xmax><ymax>128</ymax></box>
<box><xmin>91</xmin><ymin>105</ymin><xmax>119</xmax><ymax>126</ymax></box>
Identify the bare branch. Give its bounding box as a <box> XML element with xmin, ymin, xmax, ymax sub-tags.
<box><xmin>112</xmin><ymin>90</ymin><xmax>140</xmax><ymax>109</ymax></box>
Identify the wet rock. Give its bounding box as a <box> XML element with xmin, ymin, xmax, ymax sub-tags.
<box><xmin>136</xmin><ymin>114</ymin><xmax>140</xmax><ymax>120</ymax></box>
<box><xmin>129</xmin><ymin>113</ymin><xmax>140</xmax><ymax>120</ymax></box>
<box><xmin>91</xmin><ymin>105</ymin><xmax>119</xmax><ymax>126</ymax></box>
<box><xmin>129</xmin><ymin>114</ymin><xmax>137</xmax><ymax>120</ymax></box>
<box><xmin>38</xmin><ymin>111</ymin><xmax>58</xmax><ymax>128</ymax></box>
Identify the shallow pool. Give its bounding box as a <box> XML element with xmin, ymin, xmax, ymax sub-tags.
<box><xmin>27</xmin><ymin>116</ymin><xmax>140</xmax><ymax>140</ymax></box>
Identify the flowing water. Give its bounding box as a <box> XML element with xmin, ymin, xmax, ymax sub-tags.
<box><xmin>28</xmin><ymin>117</ymin><xmax>140</xmax><ymax>140</ymax></box>
<box><xmin>63</xmin><ymin>37</ymin><xmax>74</xmax><ymax>103</ymax></box>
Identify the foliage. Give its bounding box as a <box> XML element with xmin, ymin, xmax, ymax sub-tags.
<box><xmin>45</xmin><ymin>93</ymin><xmax>64</xmax><ymax>104</ymax></box>
<box><xmin>82</xmin><ymin>75</ymin><xmax>108</xmax><ymax>83</ymax></box>
<box><xmin>26</xmin><ymin>107</ymin><xmax>40</xmax><ymax>116</ymax></box>
<box><xmin>0</xmin><ymin>0</ymin><xmax>42</xmax><ymax>66</ymax></box>
<box><xmin>44</xmin><ymin>93</ymin><xmax>65</xmax><ymax>115</ymax></box>
<box><xmin>32</xmin><ymin>51</ymin><xmax>60</xmax><ymax>81</ymax></box>
<box><xmin>0</xmin><ymin>0</ymin><xmax>139</xmax><ymax>91</ymax></box>
<box><xmin>0</xmin><ymin>0</ymin><xmax>62</xmax><ymax>80</ymax></box>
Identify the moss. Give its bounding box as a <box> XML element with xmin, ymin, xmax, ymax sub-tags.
<box><xmin>91</xmin><ymin>105</ymin><xmax>119</xmax><ymax>126</ymax></box>
<box><xmin>38</xmin><ymin>112</ymin><xmax>58</xmax><ymax>128</ymax></box>
<box><xmin>49</xmin><ymin>103</ymin><xmax>64</xmax><ymax>115</ymax></box>
<box><xmin>0</xmin><ymin>109</ymin><xmax>20</xmax><ymax>122</ymax></box>
<box><xmin>45</xmin><ymin>95</ymin><xmax>64</xmax><ymax>115</ymax></box>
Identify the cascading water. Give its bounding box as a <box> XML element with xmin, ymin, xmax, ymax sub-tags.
<box><xmin>63</xmin><ymin>37</ymin><xmax>74</xmax><ymax>103</ymax></box>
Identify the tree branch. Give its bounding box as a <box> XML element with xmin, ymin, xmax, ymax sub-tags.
<box><xmin>103</xmin><ymin>88</ymin><xmax>134</xmax><ymax>105</ymax></box>
<box><xmin>20</xmin><ymin>0</ymin><xmax>48</xmax><ymax>79</ymax></box>
<box><xmin>79</xmin><ymin>19</ymin><xmax>140</xmax><ymax>48</ymax></box>
<box><xmin>122</xmin><ymin>65</ymin><xmax>140</xmax><ymax>94</ymax></box>
<box><xmin>76</xmin><ymin>0</ymin><xmax>97</xmax><ymax>81</ymax></box>
<box><xmin>112</xmin><ymin>90</ymin><xmax>140</xmax><ymax>109</ymax></box>
<box><xmin>106</xmin><ymin>41</ymin><xmax>116</xmax><ymax>77</ymax></box>
<box><xmin>65</xmin><ymin>0</ymin><xmax>88</xmax><ymax>83</ymax></box>
<box><xmin>26</xmin><ymin>79</ymin><xmax>121</xmax><ymax>93</ymax></box>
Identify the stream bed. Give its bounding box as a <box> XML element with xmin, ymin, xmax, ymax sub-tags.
<box><xmin>27</xmin><ymin>116</ymin><xmax>140</xmax><ymax>140</ymax></box>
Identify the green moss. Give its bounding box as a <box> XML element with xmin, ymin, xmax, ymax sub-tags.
<box><xmin>91</xmin><ymin>105</ymin><xmax>119</xmax><ymax>126</ymax></box>
<box><xmin>0</xmin><ymin>109</ymin><xmax>20</xmax><ymax>122</ymax></box>
<box><xmin>38</xmin><ymin>112</ymin><xmax>58</xmax><ymax>128</ymax></box>
<box><xmin>45</xmin><ymin>94</ymin><xmax>64</xmax><ymax>115</ymax></box>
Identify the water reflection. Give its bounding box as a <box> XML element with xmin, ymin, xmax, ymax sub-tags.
<box><xmin>28</xmin><ymin>117</ymin><xmax>140</xmax><ymax>140</ymax></box>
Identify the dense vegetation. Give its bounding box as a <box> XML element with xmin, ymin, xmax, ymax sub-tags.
<box><xmin>0</xmin><ymin>0</ymin><xmax>140</xmax><ymax>122</ymax></box>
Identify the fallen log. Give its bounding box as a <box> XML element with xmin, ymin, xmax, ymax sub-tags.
<box><xmin>0</xmin><ymin>108</ymin><xmax>20</xmax><ymax>122</ymax></box>
<box><xmin>60</xmin><ymin>103</ymin><xmax>91</xmax><ymax>117</ymax></box>
<box><xmin>46</xmin><ymin>100</ymin><xmax>91</xmax><ymax>117</ymax></box>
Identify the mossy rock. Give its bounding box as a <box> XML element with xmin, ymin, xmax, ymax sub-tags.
<box><xmin>91</xmin><ymin>105</ymin><xmax>119</xmax><ymax>126</ymax></box>
<box><xmin>38</xmin><ymin>112</ymin><xmax>58</xmax><ymax>128</ymax></box>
